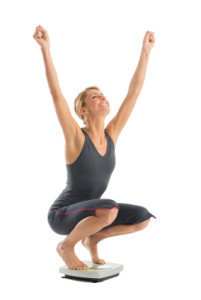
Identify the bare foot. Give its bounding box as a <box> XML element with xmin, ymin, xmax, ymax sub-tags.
<box><xmin>81</xmin><ymin>237</ymin><xmax>106</xmax><ymax>264</ymax></box>
<box><xmin>56</xmin><ymin>242</ymin><xmax>88</xmax><ymax>270</ymax></box>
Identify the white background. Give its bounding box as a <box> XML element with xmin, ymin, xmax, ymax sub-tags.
<box><xmin>0</xmin><ymin>0</ymin><xmax>201</xmax><ymax>299</ymax></box>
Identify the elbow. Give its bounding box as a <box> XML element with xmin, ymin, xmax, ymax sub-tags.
<box><xmin>128</xmin><ymin>87</ymin><xmax>140</xmax><ymax>97</ymax></box>
<box><xmin>51</xmin><ymin>90</ymin><xmax>63</xmax><ymax>100</ymax></box>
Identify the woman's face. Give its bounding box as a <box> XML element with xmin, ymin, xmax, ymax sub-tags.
<box><xmin>81</xmin><ymin>89</ymin><xmax>110</xmax><ymax>121</ymax></box>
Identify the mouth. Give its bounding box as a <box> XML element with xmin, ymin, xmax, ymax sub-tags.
<box><xmin>99</xmin><ymin>103</ymin><xmax>108</xmax><ymax>107</ymax></box>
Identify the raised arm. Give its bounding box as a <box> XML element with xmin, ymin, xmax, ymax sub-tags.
<box><xmin>33</xmin><ymin>25</ymin><xmax>79</xmax><ymax>143</ymax></box>
<box><xmin>106</xmin><ymin>31</ymin><xmax>155</xmax><ymax>141</ymax></box>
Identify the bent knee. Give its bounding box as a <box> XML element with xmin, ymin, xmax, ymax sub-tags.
<box><xmin>96</xmin><ymin>206</ymin><xmax>119</xmax><ymax>224</ymax></box>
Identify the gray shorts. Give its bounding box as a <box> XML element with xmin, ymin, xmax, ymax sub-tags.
<box><xmin>47</xmin><ymin>198</ymin><xmax>156</xmax><ymax>235</ymax></box>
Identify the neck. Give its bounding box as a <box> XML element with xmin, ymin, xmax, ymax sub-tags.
<box><xmin>84</xmin><ymin>118</ymin><xmax>106</xmax><ymax>143</ymax></box>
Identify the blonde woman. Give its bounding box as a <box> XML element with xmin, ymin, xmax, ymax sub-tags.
<box><xmin>33</xmin><ymin>25</ymin><xmax>156</xmax><ymax>271</ymax></box>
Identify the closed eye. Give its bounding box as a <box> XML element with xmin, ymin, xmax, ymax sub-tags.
<box><xmin>92</xmin><ymin>94</ymin><xmax>104</xmax><ymax>99</ymax></box>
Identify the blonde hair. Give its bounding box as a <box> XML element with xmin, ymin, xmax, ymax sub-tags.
<box><xmin>74</xmin><ymin>86</ymin><xmax>100</xmax><ymax>125</ymax></box>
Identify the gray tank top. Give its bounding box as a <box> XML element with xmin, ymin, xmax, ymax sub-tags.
<box><xmin>51</xmin><ymin>128</ymin><xmax>116</xmax><ymax>208</ymax></box>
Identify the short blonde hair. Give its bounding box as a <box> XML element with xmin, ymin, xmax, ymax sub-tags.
<box><xmin>74</xmin><ymin>86</ymin><xmax>100</xmax><ymax>125</ymax></box>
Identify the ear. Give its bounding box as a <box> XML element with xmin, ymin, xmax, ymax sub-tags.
<box><xmin>80</xmin><ymin>107</ymin><xmax>88</xmax><ymax>117</ymax></box>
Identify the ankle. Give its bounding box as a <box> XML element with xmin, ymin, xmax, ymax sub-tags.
<box><xmin>61</xmin><ymin>238</ymin><xmax>76</xmax><ymax>249</ymax></box>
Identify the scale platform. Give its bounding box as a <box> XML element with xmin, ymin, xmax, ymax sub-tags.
<box><xmin>59</xmin><ymin>260</ymin><xmax>124</xmax><ymax>283</ymax></box>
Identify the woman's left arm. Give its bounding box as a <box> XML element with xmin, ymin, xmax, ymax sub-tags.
<box><xmin>106</xmin><ymin>31</ymin><xmax>155</xmax><ymax>140</ymax></box>
<box><xmin>128</xmin><ymin>31</ymin><xmax>155</xmax><ymax>94</ymax></box>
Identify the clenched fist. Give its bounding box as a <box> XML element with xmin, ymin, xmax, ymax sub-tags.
<box><xmin>142</xmin><ymin>31</ymin><xmax>155</xmax><ymax>52</ymax></box>
<box><xmin>33</xmin><ymin>25</ymin><xmax>50</xmax><ymax>50</ymax></box>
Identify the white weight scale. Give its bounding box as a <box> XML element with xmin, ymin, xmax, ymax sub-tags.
<box><xmin>59</xmin><ymin>260</ymin><xmax>124</xmax><ymax>283</ymax></box>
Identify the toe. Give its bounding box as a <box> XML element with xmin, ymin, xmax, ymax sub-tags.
<box><xmin>93</xmin><ymin>259</ymin><xmax>106</xmax><ymax>264</ymax></box>
<box><xmin>83</xmin><ymin>264</ymin><xmax>88</xmax><ymax>269</ymax></box>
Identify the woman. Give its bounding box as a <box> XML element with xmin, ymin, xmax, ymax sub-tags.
<box><xmin>33</xmin><ymin>25</ymin><xmax>156</xmax><ymax>271</ymax></box>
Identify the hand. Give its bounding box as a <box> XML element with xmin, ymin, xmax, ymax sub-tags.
<box><xmin>142</xmin><ymin>31</ymin><xmax>155</xmax><ymax>52</ymax></box>
<box><xmin>33</xmin><ymin>25</ymin><xmax>50</xmax><ymax>50</ymax></box>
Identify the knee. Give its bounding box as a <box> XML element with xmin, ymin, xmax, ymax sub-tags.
<box><xmin>108</xmin><ymin>206</ymin><xmax>119</xmax><ymax>224</ymax></box>
<box><xmin>96</xmin><ymin>206</ymin><xmax>119</xmax><ymax>225</ymax></box>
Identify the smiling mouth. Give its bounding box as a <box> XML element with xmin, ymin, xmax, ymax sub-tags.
<box><xmin>99</xmin><ymin>103</ymin><xmax>108</xmax><ymax>107</ymax></box>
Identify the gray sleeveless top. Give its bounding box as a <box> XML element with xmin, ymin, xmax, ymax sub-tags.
<box><xmin>50</xmin><ymin>128</ymin><xmax>116</xmax><ymax>209</ymax></box>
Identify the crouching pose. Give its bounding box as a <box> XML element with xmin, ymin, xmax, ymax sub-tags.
<box><xmin>33</xmin><ymin>25</ymin><xmax>156</xmax><ymax>270</ymax></box>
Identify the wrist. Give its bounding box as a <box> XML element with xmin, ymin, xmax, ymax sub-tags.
<box><xmin>41</xmin><ymin>46</ymin><xmax>50</xmax><ymax>53</ymax></box>
<box><xmin>141</xmin><ymin>47</ymin><xmax>151</xmax><ymax>56</ymax></box>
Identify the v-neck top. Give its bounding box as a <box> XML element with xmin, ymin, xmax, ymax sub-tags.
<box><xmin>50</xmin><ymin>127</ymin><xmax>116</xmax><ymax>208</ymax></box>
<box><xmin>81</xmin><ymin>128</ymin><xmax>109</xmax><ymax>158</ymax></box>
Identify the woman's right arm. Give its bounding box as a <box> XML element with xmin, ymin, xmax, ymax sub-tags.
<box><xmin>33</xmin><ymin>25</ymin><xmax>80</xmax><ymax>142</ymax></box>
<box><xmin>41</xmin><ymin>47</ymin><xmax>80</xmax><ymax>140</ymax></box>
